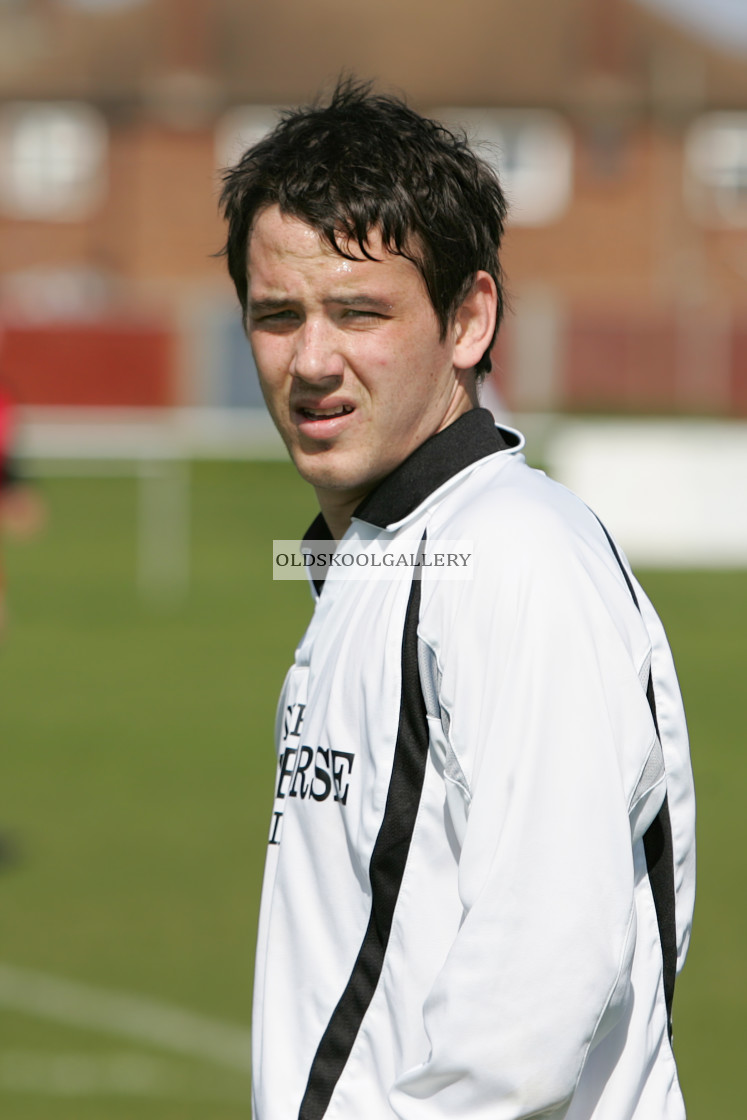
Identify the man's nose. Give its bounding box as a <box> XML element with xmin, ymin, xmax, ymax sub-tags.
<box><xmin>289</xmin><ymin>318</ymin><xmax>344</xmax><ymax>383</ymax></box>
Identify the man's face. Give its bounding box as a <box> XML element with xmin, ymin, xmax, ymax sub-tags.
<box><xmin>246</xmin><ymin>206</ymin><xmax>473</xmax><ymax>518</ymax></box>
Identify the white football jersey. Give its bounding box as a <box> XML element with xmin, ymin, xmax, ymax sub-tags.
<box><xmin>252</xmin><ymin>409</ymin><xmax>696</xmax><ymax>1120</ymax></box>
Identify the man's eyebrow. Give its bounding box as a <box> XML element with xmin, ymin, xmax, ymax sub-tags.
<box><xmin>249</xmin><ymin>295</ymin><xmax>394</xmax><ymax>314</ymax></box>
<box><xmin>249</xmin><ymin>298</ymin><xmax>293</xmax><ymax>314</ymax></box>
<box><xmin>325</xmin><ymin>295</ymin><xmax>393</xmax><ymax>311</ymax></box>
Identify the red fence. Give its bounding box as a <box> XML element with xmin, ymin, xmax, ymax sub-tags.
<box><xmin>0</xmin><ymin>322</ymin><xmax>176</xmax><ymax>408</ymax></box>
<box><xmin>492</xmin><ymin>305</ymin><xmax>747</xmax><ymax>416</ymax></box>
<box><xmin>2</xmin><ymin>310</ymin><xmax>746</xmax><ymax>416</ymax></box>
<box><xmin>732</xmin><ymin>319</ymin><xmax>747</xmax><ymax>415</ymax></box>
<box><xmin>565</xmin><ymin>313</ymin><xmax>679</xmax><ymax>411</ymax></box>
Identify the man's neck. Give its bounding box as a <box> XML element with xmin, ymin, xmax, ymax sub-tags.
<box><xmin>317</xmin><ymin>396</ymin><xmax>479</xmax><ymax>540</ymax></box>
<box><xmin>316</xmin><ymin>488</ymin><xmax>371</xmax><ymax>542</ymax></box>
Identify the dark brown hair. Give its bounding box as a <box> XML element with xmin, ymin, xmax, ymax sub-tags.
<box><xmin>220</xmin><ymin>78</ymin><xmax>509</xmax><ymax>376</ymax></box>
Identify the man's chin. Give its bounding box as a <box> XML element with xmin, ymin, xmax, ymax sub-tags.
<box><xmin>291</xmin><ymin>450</ymin><xmax>382</xmax><ymax>500</ymax></box>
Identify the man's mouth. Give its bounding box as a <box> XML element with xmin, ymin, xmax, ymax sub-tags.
<box><xmin>298</xmin><ymin>405</ymin><xmax>354</xmax><ymax>420</ymax></box>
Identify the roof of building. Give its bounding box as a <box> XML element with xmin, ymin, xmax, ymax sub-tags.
<box><xmin>1</xmin><ymin>0</ymin><xmax>747</xmax><ymax>117</ymax></box>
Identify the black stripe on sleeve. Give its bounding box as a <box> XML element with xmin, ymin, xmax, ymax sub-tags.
<box><xmin>642</xmin><ymin>666</ymin><xmax>676</xmax><ymax>1039</ymax></box>
<box><xmin>298</xmin><ymin>563</ymin><xmax>430</xmax><ymax>1119</ymax></box>
<box><xmin>594</xmin><ymin>514</ymin><xmax>640</xmax><ymax>611</ymax></box>
<box><xmin>642</xmin><ymin>790</ymin><xmax>677</xmax><ymax>1037</ymax></box>
<box><xmin>595</xmin><ymin>513</ymin><xmax>678</xmax><ymax>1040</ymax></box>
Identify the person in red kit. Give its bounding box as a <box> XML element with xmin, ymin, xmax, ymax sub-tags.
<box><xmin>0</xmin><ymin>385</ymin><xmax>45</xmax><ymax>640</ymax></box>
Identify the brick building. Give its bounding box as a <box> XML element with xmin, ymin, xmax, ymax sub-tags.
<box><xmin>1</xmin><ymin>0</ymin><xmax>746</xmax><ymax>415</ymax></box>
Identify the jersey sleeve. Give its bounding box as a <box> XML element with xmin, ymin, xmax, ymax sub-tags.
<box><xmin>389</xmin><ymin>491</ymin><xmax>674</xmax><ymax>1119</ymax></box>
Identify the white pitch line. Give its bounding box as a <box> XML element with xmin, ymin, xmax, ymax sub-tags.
<box><xmin>0</xmin><ymin>1051</ymin><xmax>179</xmax><ymax>1098</ymax></box>
<box><xmin>0</xmin><ymin>963</ymin><xmax>251</xmax><ymax>1073</ymax></box>
<box><xmin>0</xmin><ymin>1050</ymin><xmax>249</xmax><ymax>1101</ymax></box>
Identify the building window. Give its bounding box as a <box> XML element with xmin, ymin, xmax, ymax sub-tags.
<box><xmin>215</xmin><ymin>105</ymin><xmax>282</xmax><ymax>171</ymax></box>
<box><xmin>0</xmin><ymin>102</ymin><xmax>107</xmax><ymax>221</ymax></box>
<box><xmin>431</xmin><ymin>109</ymin><xmax>573</xmax><ymax>225</ymax></box>
<box><xmin>685</xmin><ymin>113</ymin><xmax>747</xmax><ymax>227</ymax></box>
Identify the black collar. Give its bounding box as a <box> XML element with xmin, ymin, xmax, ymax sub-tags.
<box><xmin>303</xmin><ymin>408</ymin><xmax>517</xmax><ymax>544</ymax></box>
<box><xmin>355</xmin><ymin>408</ymin><xmax>516</xmax><ymax>528</ymax></box>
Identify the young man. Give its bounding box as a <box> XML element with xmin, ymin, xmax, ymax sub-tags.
<box><xmin>221</xmin><ymin>81</ymin><xmax>696</xmax><ymax>1120</ymax></box>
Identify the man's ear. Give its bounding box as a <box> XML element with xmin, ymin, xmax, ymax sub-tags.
<box><xmin>452</xmin><ymin>271</ymin><xmax>498</xmax><ymax>372</ymax></box>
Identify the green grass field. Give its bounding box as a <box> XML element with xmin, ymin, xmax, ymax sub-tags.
<box><xmin>0</xmin><ymin>461</ymin><xmax>744</xmax><ymax>1118</ymax></box>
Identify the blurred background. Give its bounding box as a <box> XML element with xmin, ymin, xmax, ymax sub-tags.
<box><xmin>0</xmin><ymin>0</ymin><xmax>745</xmax><ymax>1116</ymax></box>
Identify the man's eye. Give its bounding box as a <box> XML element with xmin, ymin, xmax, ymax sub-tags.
<box><xmin>342</xmin><ymin>309</ymin><xmax>384</xmax><ymax>320</ymax></box>
<box><xmin>253</xmin><ymin>310</ymin><xmax>299</xmax><ymax>326</ymax></box>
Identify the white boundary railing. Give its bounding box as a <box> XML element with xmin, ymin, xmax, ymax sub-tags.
<box><xmin>14</xmin><ymin>408</ymin><xmax>283</xmax><ymax>604</ymax></box>
<box><xmin>14</xmin><ymin>407</ymin><xmax>747</xmax><ymax>573</ymax></box>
